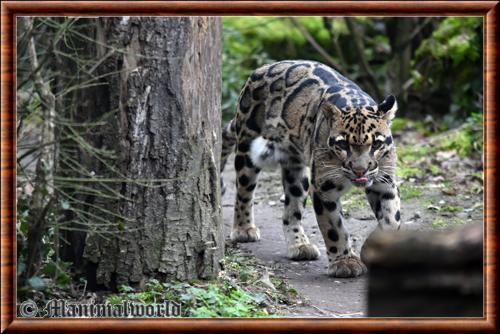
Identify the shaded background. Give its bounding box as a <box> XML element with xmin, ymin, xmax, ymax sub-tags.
<box><xmin>222</xmin><ymin>17</ymin><xmax>483</xmax><ymax>125</ymax></box>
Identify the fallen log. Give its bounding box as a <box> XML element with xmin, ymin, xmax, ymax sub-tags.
<box><xmin>361</xmin><ymin>223</ymin><xmax>483</xmax><ymax>317</ymax></box>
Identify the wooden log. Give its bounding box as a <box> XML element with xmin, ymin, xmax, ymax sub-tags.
<box><xmin>361</xmin><ymin>223</ymin><xmax>483</xmax><ymax>317</ymax></box>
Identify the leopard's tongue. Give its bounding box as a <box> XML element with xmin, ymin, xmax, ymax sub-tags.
<box><xmin>354</xmin><ymin>177</ymin><xmax>369</xmax><ymax>183</ymax></box>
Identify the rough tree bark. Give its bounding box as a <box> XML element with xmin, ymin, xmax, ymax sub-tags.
<box><xmin>83</xmin><ymin>17</ymin><xmax>224</xmax><ymax>288</ymax></box>
<box><xmin>386</xmin><ymin>17</ymin><xmax>413</xmax><ymax>115</ymax></box>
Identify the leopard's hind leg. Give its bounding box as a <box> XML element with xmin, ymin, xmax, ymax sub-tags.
<box><xmin>281</xmin><ymin>163</ymin><xmax>320</xmax><ymax>260</ymax></box>
<box><xmin>221</xmin><ymin>118</ymin><xmax>261</xmax><ymax>242</ymax></box>
<box><xmin>230</xmin><ymin>136</ymin><xmax>261</xmax><ymax>242</ymax></box>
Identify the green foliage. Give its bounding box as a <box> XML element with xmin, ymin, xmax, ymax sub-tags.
<box><xmin>439</xmin><ymin>129</ymin><xmax>475</xmax><ymax>157</ymax></box>
<box><xmin>399</xmin><ymin>184</ymin><xmax>423</xmax><ymax>200</ymax></box>
<box><xmin>398</xmin><ymin>144</ymin><xmax>431</xmax><ymax>162</ymax></box>
<box><xmin>17</xmin><ymin>189</ymin><xmax>73</xmax><ymax>297</ymax></box>
<box><xmin>437</xmin><ymin>112</ymin><xmax>483</xmax><ymax>157</ymax></box>
<box><xmin>342</xmin><ymin>187</ymin><xmax>368</xmax><ymax>214</ymax></box>
<box><xmin>103</xmin><ymin>247</ymin><xmax>300</xmax><ymax>317</ymax></box>
<box><xmin>391</xmin><ymin>118</ymin><xmax>407</xmax><ymax>132</ymax></box>
<box><xmin>185</xmin><ymin>284</ymin><xmax>268</xmax><ymax>317</ymax></box>
<box><xmin>108</xmin><ymin>279</ymin><xmax>270</xmax><ymax>317</ymax></box>
<box><xmin>440</xmin><ymin>204</ymin><xmax>464</xmax><ymax>213</ymax></box>
<box><xmin>395</xmin><ymin>109</ymin><xmax>482</xmax><ymax>184</ymax></box>
<box><xmin>222</xmin><ymin>19</ymin><xmax>274</xmax><ymax>121</ymax></box>
<box><xmin>416</xmin><ymin>17</ymin><xmax>481</xmax><ymax>66</ymax></box>
<box><xmin>41</xmin><ymin>260</ymin><xmax>72</xmax><ymax>288</ymax></box>
<box><xmin>223</xmin><ymin>17</ymin><xmax>333</xmax><ymax>58</ymax></box>
<box><xmin>221</xmin><ymin>17</ymin><xmax>343</xmax><ymax>122</ymax></box>
<box><xmin>414</xmin><ymin>17</ymin><xmax>482</xmax><ymax>122</ymax></box>
<box><xmin>396</xmin><ymin>166</ymin><xmax>421</xmax><ymax>179</ymax></box>
<box><xmin>432</xmin><ymin>217</ymin><xmax>466</xmax><ymax>229</ymax></box>
<box><xmin>397</xmin><ymin>143</ymin><xmax>431</xmax><ymax>179</ymax></box>
<box><xmin>223</xmin><ymin>16</ymin><xmax>483</xmax><ymax>130</ymax></box>
<box><xmin>471</xmin><ymin>171</ymin><xmax>483</xmax><ymax>181</ymax></box>
<box><xmin>432</xmin><ymin>217</ymin><xmax>448</xmax><ymax>228</ymax></box>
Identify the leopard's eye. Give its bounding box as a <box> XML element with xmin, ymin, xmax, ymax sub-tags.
<box><xmin>336</xmin><ymin>140</ymin><xmax>349</xmax><ymax>151</ymax></box>
<box><xmin>372</xmin><ymin>140</ymin><xmax>383</xmax><ymax>150</ymax></box>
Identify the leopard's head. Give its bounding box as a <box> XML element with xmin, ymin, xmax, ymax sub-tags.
<box><xmin>321</xmin><ymin>95</ymin><xmax>398</xmax><ymax>187</ymax></box>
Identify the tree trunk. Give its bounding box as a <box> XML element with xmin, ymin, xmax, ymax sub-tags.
<box><xmin>386</xmin><ymin>18</ymin><xmax>413</xmax><ymax>115</ymax></box>
<box><xmin>83</xmin><ymin>17</ymin><xmax>224</xmax><ymax>289</ymax></box>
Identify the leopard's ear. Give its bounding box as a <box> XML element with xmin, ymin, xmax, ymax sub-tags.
<box><xmin>378</xmin><ymin>95</ymin><xmax>397</xmax><ymax>121</ymax></box>
<box><xmin>320</xmin><ymin>101</ymin><xmax>342</xmax><ymax>120</ymax></box>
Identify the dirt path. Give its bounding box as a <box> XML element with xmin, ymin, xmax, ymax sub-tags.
<box><xmin>222</xmin><ymin>148</ymin><xmax>483</xmax><ymax>317</ymax></box>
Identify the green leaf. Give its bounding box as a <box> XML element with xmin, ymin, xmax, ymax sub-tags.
<box><xmin>28</xmin><ymin>276</ymin><xmax>45</xmax><ymax>290</ymax></box>
<box><xmin>118</xmin><ymin>284</ymin><xmax>134</xmax><ymax>293</ymax></box>
<box><xmin>17</xmin><ymin>261</ymin><xmax>26</xmax><ymax>277</ymax></box>
<box><xmin>61</xmin><ymin>200</ymin><xmax>70</xmax><ymax>210</ymax></box>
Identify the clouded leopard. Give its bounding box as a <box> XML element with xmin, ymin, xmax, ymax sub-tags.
<box><xmin>220</xmin><ymin>60</ymin><xmax>401</xmax><ymax>278</ymax></box>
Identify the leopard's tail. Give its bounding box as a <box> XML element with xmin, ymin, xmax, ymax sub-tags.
<box><xmin>220</xmin><ymin>118</ymin><xmax>237</xmax><ymax>195</ymax></box>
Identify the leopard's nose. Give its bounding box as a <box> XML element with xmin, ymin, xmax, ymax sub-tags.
<box><xmin>352</xmin><ymin>167</ymin><xmax>367</xmax><ymax>177</ymax></box>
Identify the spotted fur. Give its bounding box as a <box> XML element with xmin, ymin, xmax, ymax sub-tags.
<box><xmin>221</xmin><ymin>60</ymin><xmax>401</xmax><ymax>278</ymax></box>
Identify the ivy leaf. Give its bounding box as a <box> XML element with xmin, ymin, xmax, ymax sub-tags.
<box><xmin>28</xmin><ymin>276</ymin><xmax>45</xmax><ymax>290</ymax></box>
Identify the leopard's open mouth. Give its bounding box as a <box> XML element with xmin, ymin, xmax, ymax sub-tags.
<box><xmin>353</xmin><ymin>177</ymin><xmax>369</xmax><ymax>184</ymax></box>
<box><xmin>351</xmin><ymin>177</ymin><xmax>372</xmax><ymax>187</ymax></box>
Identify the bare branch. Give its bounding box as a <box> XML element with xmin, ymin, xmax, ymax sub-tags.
<box><xmin>344</xmin><ymin>17</ymin><xmax>383</xmax><ymax>100</ymax></box>
<box><xmin>394</xmin><ymin>17</ymin><xmax>434</xmax><ymax>50</ymax></box>
<box><xmin>289</xmin><ymin>17</ymin><xmax>345</xmax><ymax>73</ymax></box>
<box><xmin>322</xmin><ymin>17</ymin><xmax>347</xmax><ymax>66</ymax></box>
<box><xmin>23</xmin><ymin>17</ymin><xmax>58</xmax><ymax>278</ymax></box>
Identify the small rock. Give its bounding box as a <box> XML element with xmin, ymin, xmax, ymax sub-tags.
<box><xmin>279</xmin><ymin>194</ymin><xmax>286</xmax><ymax>202</ymax></box>
<box><xmin>442</xmin><ymin>187</ymin><xmax>457</xmax><ymax>196</ymax></box>
<box><xmin>438</xmin><ymin>200</ymin><xmax>445</xmax><ymax>205</ymax></box>
<box><xmin>437</xmin><ymin>150</ymin><xmax>457</xmax><ymax>160</ymax></box>
<box><xmin>431</xmin><ymin>176</ymin><xmax>445</xmax><ymax>182</ymax></box>
<box><xmin>268</xmin><ymin>201</ymin><xmax>277</xmax><ymax>206</ymax></box>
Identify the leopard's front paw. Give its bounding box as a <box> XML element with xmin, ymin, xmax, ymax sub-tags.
<box><xmin>328</xmin><ymin>255</ymin><xmax>367</xmax><ymax>278</ymax></box>
<box><xmin>288</xmin><ymin>243</ymin><xmax>320</xmax><ymax>260</ymax></box>
<box><xmin>230</xmin><ymin>226</ymin><xmax>260</xmax><ymax>242</ymax></box>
